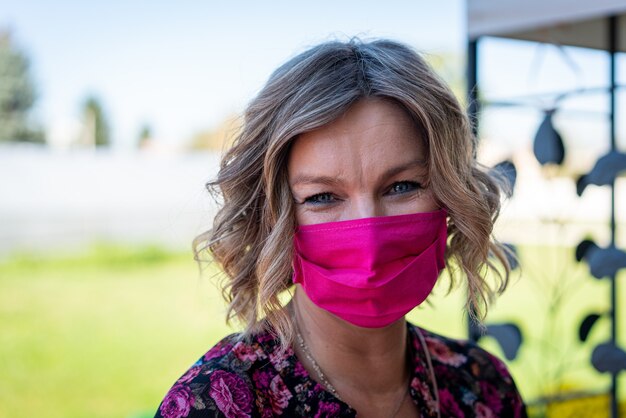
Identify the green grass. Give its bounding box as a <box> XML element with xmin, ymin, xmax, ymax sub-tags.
<box><xmin>0</xmin><ymin>245</ymin><xmax>234</xmax><ymax>418</ymax></box>
<box><xmin>0</xmin><ymin>243</ymin><xmax>624</xmax><ymax>417</ymax></box>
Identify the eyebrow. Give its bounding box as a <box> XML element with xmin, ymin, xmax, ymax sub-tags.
<box><xmin>289</xmin><ymin>159</ymin><xmax>427</xmax><ymax>187</ymax></box>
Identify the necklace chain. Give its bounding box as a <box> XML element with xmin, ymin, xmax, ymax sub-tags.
<box><xmin>296</xmin><ymin>330</ymin><xmax>410</xmax><ymax>418</ymax></box>
<box><xmin>295</xmin><ymin>330</ymin><xmax>342</xmax><ymax>399</ymax></box>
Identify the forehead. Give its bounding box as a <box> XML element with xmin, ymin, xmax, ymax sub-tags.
<box><xmin>287</xmin><ymin>98</ymin><xmax>426</xmax><ymax>181</ymax></box>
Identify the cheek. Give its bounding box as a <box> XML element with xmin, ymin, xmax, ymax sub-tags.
<box><xmin>294</xmin><ymin>205</ymin><xmax>338</xmax><ymax>226</ymax></box>
<box><xmin>418</xmin><ymin>190</ymin><xmax>439</xmax><ymax>212</ymax></box>
<box><xmin>294</xmin><ymin>206</ymin><xmax>308</xmax><ymax>225</ymax></box>
<box><xmin>385</xmin><ymin>190</ymin><xmax>439</xmax><ymax>216</ymax></box>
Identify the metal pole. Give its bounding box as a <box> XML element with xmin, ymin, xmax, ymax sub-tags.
<box><xmin>467</xmin><ymin>39</ymin><xmax>479</xmax><ymax>138</ymax></box>
<box><xmin>467</xmin><ymin>37</ymin><xmax>481</xmax><ymax>342</ymax></box>
<box><xmin>607</xmin><ymin>14</ymin><xmax>618</xmax><ymax>418</ymax></box>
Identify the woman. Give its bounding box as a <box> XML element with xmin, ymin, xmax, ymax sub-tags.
<box><xmin>156</xmin><ymin>39</ymin><xmax>527</xmax><ymax>418</ymax></box>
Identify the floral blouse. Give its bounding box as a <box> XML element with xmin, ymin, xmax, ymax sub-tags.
<box><xmin>155</xmin><ymin>322</ymin><xmax>527</xmax><ymax>417</ymax></box>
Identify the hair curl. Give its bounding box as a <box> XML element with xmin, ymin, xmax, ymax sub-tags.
<box><xmin>194</xmin><ymin>38</ymin><xmax>511</xmax><ymax>347</ymax></box>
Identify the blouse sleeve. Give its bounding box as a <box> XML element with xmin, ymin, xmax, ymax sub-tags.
<box><xmin>155</xmin><ymin>360</ymin><xmax>259</xmax><ymax>418</ymax></box>
<box><xmin>479</xmin><ymin>349</ymin><xmax>528</xmax><ymax>418</ymax></box>
<box><xmin>154</xmin><ymin>381</ymin><xmax>221</xmax><ymax>418</ymax></box>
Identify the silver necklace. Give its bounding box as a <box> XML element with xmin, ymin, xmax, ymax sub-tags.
<box><xmin>296</xmin><ymin>330</ymin><xmax>410</xmax><ymax>418</ymax></box>
<box><xmin>295</xmin><ymin>330</ymin><xmax>342</xmax><ymax>400</ymax></box>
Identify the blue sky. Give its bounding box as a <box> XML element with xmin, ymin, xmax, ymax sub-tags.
<box><xmin>2</xmin><ymin>1</ymin><xmax>624</xmax><ymax>156</ymax></box>
<box><xmin>1</xmin><ymin>1</ymin><xmax>465</xmax><ymax>149</ymax></box>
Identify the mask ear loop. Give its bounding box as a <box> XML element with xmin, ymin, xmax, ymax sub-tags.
<box><xmin>416</xmin><ymin>327</ymin><xmax>441</xmax><ymax>418</ymax></box>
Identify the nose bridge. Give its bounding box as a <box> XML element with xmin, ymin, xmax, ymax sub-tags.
<box><xmin>349</xmin><ymin>193</ymin><xmax>382</xmax><ymax>220</ymax></box>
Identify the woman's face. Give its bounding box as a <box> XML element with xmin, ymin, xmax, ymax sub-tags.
<box><xmin>288</xmin><ymin>98</ymin><xmax>438</xmax><ymax>226</ymax></box>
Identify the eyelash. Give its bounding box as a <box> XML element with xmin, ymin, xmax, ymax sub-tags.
<box><xmin>302</xmin><ymin>181</ymin><xmax>423</xmax><ymax>205</ymax></box>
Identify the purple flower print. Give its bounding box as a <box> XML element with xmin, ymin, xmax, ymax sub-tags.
<box><xmin>314</xmin><ymin>400</ymin><xmax>341</xmax><ymax>417</ymax></box>
<box><xmin>251</xmin><ymin>369</ymin><xmax>292</xmax><ymax>415</ymax></box>
<box><xmin>294</xmin><ymin>360</ymin><xmax>308</xmax><ymax>378</ymax></box>
<box><xmin>411</xmin><ymin>377</ymin><xmax>438</xmax><ymax>412</ymax></box>
<box><xmin>256</xmin><ymin>332</ymin><xmax>276</xmax><ymax>344</ymax></box>
<box><xmin>479</xmin><ymin>381</ymin><xmax>503</xmax><ymax>413</ymax></box>
<box><xmin>159</xmin><ymin>384</ymin><xmax>194</xmax><ymax>418</ymax></box>
<box><xmin>439</xmin><ymin>388</ymin><xmax>465</xmax><ymax>418</ymax></box>
<box><xmin>252</xmin><ymin>369</ymin><xmax>272</xmax><ymax>389</ymax></box>
<box><xmin>513</xmin><ymin>393</ymin><xmax>525</xmax><ymax>418</ymax></box>
<box><xmin>474</xmin><ymin>401</ymin><xmax>496</xmax><ymax>418</ymax></box>
<box><xmin>269</xmin><ymin>350</ymin><xmax>290</xmax><ymax>372</ymax></box>
<box><xmin>426</xmin><ymin>337</ymin><xmax>467</xmax><ymax>367</ymax></box>
<box><xmin>209</xmin><ymin>370</ymin><xmax>253</xmax><ymax>418</ymax></box>
<box><xmin>233</xmin><ymin>341</ymin><xmax>259</xmax><ymax>362</ymax></box>
<box><xmin>486</xmin><ymin>352</ymin><xmax>513</xmax><ymax>383</ymax></box>
<box><xmin>204</xmin><ymin>340</ymin><xmax>234</xmax><ymax>361</ymax></box>
<box><xmin>178</xmin><ymin>366</ymin><xmax>201</xmax><ymax>384</ymax></box>
<box><xmin>269</xmin><ymin>374</ymin><xmax>293</xmax><ymax>414</ymax></box>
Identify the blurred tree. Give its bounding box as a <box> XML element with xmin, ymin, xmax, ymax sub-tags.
<box><xmin>138</xmin><ymin>123</ymin><xmax>153</xmax><ymax>149</ymax></box>
<box><xmin>188</xmin><ymin>115</ymin><xmax>239</xmax><ymax>151</ymax></box>
<box><xmin>80</xmin><ymin>95</ymin><xmax>110</xmax><ymax>147</ymax></box>
<box><xmin>0</xmin><ymin>29</ymin><xmax>45</xmax><ymax>144</ymax></box>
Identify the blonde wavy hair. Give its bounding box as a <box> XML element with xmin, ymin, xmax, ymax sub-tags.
<box><xmin>194</xmin><ymin>38</ymin><xmax>511</xmax><ymax>347</ymax></box>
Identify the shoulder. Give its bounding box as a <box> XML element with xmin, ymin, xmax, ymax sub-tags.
<box><xmin>417</xmin><ymin>326</ymin><xmax>514</xmax><ymax>384</ymax></box>
<box><xmin>155</xmin><ymin>331</ymin><xmax>279</xmax><ymax>418</ymax></box>
<box><xmin>409</xmin><ymin>323</ymin><xmax>527</xmax><ymax>418</ymax></box>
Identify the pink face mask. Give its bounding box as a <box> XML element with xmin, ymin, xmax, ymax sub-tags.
<box><xmin>292</xmin><ymin>209</ymin><xmax>447</xmax><ymax>328</ymax></box>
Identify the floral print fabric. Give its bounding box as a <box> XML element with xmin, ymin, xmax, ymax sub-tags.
<box><xmin>155</xmin><ymin>323</ymin><xmax>527</xmax><ymax>417</ymax></box>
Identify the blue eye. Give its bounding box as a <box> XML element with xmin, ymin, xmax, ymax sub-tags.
<box><xmin>388</xmin><ymin>181</ymin><xmax>421</xmax><ymax>195</ymax></box>
<box><xmin>304</xmin><ymin>193</ymin><xmax>335</xmax><ymax>205</ymax></box>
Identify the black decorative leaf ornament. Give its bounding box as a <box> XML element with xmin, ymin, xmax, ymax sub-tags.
<box><xmin>587</xmin><ymin>247</ymin><xmax>626</xmax><ymax>279</ymax></box>
<box><xmin>533</xmin><ymin>110</ymin><xmax>565</xmax><ymax>166</ymax></box>
<box><xmin>575</xmin><ymin>239</ymin><xmax>598</xmax><ymax>262</ymax></box>
<box><xmin>485</xmin><ymin>323</ymin><xmax>523</xmax><ymax>361</ymax></box>
<box><xmin>576</xmin><ymin>151</ymin><xmax>626</xmax><ymax>195</ymax></box>
<box><xmin>591</xmin><ymin>342</ymin><xmax>626</xmax><ymax>374</ymax></box>
<box><xmin>574</xmin><ymin>239</ymin><xmax>626</xmax><ymax>279</ymax></box>
<box><xmin>579</xmin><ymin>313</ymin><xmax>602</xmax><ymax>342</ymax></box>
<box><xmin>576</xmin><ymin>175</ymin><xmax>588</xmax><ymax>197</ymax></box>
<box><xmin>576</xmin><ymin>239</ymin><xmax>626</xmax><ymax>279</ymax></box>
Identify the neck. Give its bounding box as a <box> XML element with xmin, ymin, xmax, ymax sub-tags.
<box><xmin>291</xmin><ymin>285</ymin><xmax>409</xmax><ymax>395</ymax></box>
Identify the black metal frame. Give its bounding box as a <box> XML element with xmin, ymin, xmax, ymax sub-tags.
<box><xmin>466</xmin><ymin>15</ymin><xmax>621</xmax><ymax>417</ymax></box>
<box><xmin>607</xmin><ymin>14</ymin><xmax>619</xmax><ymax>418</ymax></box>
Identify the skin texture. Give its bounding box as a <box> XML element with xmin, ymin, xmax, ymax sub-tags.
<box><xmin>288</xmin><ymin>98</ymin><xmax>438</xmax><ymax>225</ymax></box>
<box><xmin>287</xmin><ymin>97</ymin><xmax>439</xmax><ymax>418</ymax></box>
